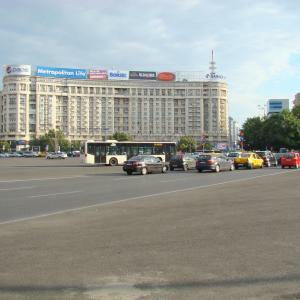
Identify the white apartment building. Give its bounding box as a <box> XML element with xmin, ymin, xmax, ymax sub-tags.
<box><xmin>0</xmin><ymin>66</ymin><xmax>229</xmax><ymax>145</ymax></box>
<box><xmin>267</xmin><ymin>99</ymin><xmax>289</xmax><ymax>116</ymax></box>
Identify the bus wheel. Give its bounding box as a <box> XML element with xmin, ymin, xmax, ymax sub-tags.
<box><xmin>109</xmin><ymin>158</ymin><xmax>118</xmax><ymax>166</ymax></box>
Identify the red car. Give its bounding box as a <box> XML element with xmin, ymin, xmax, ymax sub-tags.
<box><xmin>281</xmin><ymin>152</ymin><xmax>300</xmax><ymax>169</ymax></box>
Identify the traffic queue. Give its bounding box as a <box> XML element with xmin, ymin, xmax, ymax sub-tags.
<box><xmin>122</xmin><ymin>150</ymin><xmax>300</xmax><ymax>175</ymax></box>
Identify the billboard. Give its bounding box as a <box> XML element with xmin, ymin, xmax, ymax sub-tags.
<box><xmin>108</xmin><ymin>70</ymin><xmax>129</xmax><ymax>80</ymax></box>
<box><xmin>89</xmin><ymin>69</ymin><xmax>108</xmax><ymax>80</ymax></box>
<box><xmin>36</xmin><ymin>66</ymin><xmax>88</xmax><ymax>79</ymax></box>
<box><xmin>157</xmin><ymin>72</ymin><xmax>176</xmax><ymax>81</ymax></box>
<box><xmin>4</xmin><ymin>65</ymin><xmax>31</xmax><ymax>76</ymax></box>
<box><xmin>129</xmin><ymin>71</ymin><xmax>156</xmax><ymax>80</ymax></box>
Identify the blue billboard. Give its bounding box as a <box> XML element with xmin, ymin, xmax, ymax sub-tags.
<box><xmin>36</xmin><ymin>66</ymin><xmax>88</xmax><ymax>79</ymax></box>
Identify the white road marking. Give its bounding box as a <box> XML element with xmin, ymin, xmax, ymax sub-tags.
<box><xmin>0</xmin><ymin>186</ymin><xmax>36</xmax><ymax>191</ymax></box>
<box><xmin>0</xmin><ymin>169</ymin><xmax>298</xmax><ymax>226</ymax></box>
<box><xmin>0</xmin><ymin>175</ymin><xmax>87</xmax><ymax>183</ymax></box>
<box><xmin>28</xmin><ymin>191</ymin><xmax>82</xmax><ymax>198</ymax></box>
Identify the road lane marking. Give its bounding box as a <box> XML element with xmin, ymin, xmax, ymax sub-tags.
<box><xmin>28</xmin><ymin>191</ymin><xmax>82</xmax><ymax>198</ymax></box>
<box><xmin>0</xmin><ymin>169</ymin><xmax>298</xmax><ymax>226</ymax></box>
<box><xmin>0</xmin><ymin>175</ymin><xmax>88</xmax><ymax>183</ymax></box>
<box><xmin>0</xmin><ymin>186</ymin><xmax>36</xmax><ymax>191</ymax></box>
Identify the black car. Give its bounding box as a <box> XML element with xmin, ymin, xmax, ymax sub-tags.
<box><xmin>169</xmin><ymin>154</ymin><xmax>196</xmax><ymax>171</ymax></box>
<box><xmin>123</xmin><ymin>155</ymin><xmax>167</xmax><ymax>175</ymax></box>
<box><xmin>196</xmin><ymin>154</ymin><xmax>235</xmax><ymax>173</ymax></box>
<box><xmin>255</xmin><ymin>151</ymin><xmax>277</xmax><ymax>167</ymax></box>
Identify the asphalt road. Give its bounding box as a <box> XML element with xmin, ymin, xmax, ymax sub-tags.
<box><xmin>0</xmin><ymin>158</ymin><xmax>300</xmax><ymax>299</ymax></box>
<box><xmin>0</xmin><ymin>158</ymin><xmax>297</xmax><ymax>224</ymax></box>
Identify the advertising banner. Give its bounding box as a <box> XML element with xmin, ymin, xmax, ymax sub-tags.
<box><xmin>89</xmin><ymin>69</ymin><xmax>108</xmax><ymax>80</ymax></box>
<box><xmin>129</xmin><ymin>71</ymin><xmax>156</xmax><ymax>80</ymax></box>
<box><xmin>108</xmin><ymin>70</ymin><xmax>129</xmax><ymax>80</ymax></box>
<box><xmin>157</xmin><ymin>72</ymin><xmax>176</xmax><ymax>81</ymax></box>
<box><xmin>36</xmin><ymin>66</ymin><xmax>88</xmax><ymax>79</ymax></box>
<box><xmin>4</xmin><ymin>65</ymin><xmax>31</xmax><ymax>76</ymax></box>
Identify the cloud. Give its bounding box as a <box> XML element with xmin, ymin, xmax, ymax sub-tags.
<box><xmin>0</xmin><ymin>0</ymin><xmax>300</xmax><ymax>124</ymax></box>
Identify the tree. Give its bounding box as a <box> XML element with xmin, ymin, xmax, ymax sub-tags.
<box><xmin>242</xmin><ymin>117</ymin><xmax>264</xmax><ymax>150</ymax></box>
<box><xmin>242</xmin><ymin>110</ymin><xmax>300</xmax><ymax>151</ymax></box>
<box><xmin>30</xmin><ymin>130</ymin><xmax>70</xmax><ymax>152</ymax></box>
<box><xmin>0</xmin><ymin>141</ymin><xmax>10</xmax><ymax>152</ymax></box>
<box><xmin>111</xmin><ymin>132</ymin><xmax>132</xmax><ymax>141</ymax></box>
<box><xmin>177</xmin><ymin>136</ymin><xmax>196</xmax><ymax>152</ymax></box>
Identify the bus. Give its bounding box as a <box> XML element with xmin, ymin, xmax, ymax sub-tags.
<box><xmin>84</xmin><ymin>140</ymin><xmax>176</xmax><ymax>166</ymax></box>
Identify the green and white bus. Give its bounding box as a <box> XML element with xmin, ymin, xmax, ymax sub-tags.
<box><xmin>84</xmin><ymin>140</ymin><xmax>176</xmax><ymax>166</ymax></box>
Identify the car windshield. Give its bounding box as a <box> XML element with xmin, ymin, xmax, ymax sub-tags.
<box><xmin>227</xmin><ymin>152</ymin><xmax>240</xmax><ymax>157</ymax></box>
<box><xmin>241</xmin><ymin>153</ymin><xmax>250</xmax><ymax>158</ymax></box>
<box><xmin>198</xmin><ymin>155</ymin><xmax>212</xmax><ymax>160</ymax></box>
<box><xmin>256</xmin><ymin>152</ymin><xmax>267</xmax><ymax>156</ymax></box>
<box><xmin>128</xmin><ymin>156</ymin><xmax>144</xmax><ymax>161</ymax></box>
<box><xmin>285</xmin><ymin>153</ymin><xmax>296</xmax><ymax>158</ymax></box>
<box><xmin>171</xmin><ymin>155</ymin><xmax>183</xmax><ymax>160</ymax></box>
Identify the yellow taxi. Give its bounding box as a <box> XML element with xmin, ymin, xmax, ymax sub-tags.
<box><xmin>234</xmin><ymin>152</ymin><xmax>264</xmax><ymax>169</ymax></box>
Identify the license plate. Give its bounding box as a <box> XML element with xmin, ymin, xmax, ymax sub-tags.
<box><xmin>173</xmin><ymin>165</ymin><xmax>177</xmax><ymax>167</ymax></box>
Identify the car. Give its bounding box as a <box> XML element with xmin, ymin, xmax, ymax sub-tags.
<box><xmin>196</xmin><ymin>154</ymin><xmax>235</xmax><ymax>173</ymax></box>
<box><xmin>234</xmin><ymin>152</ymin><xmax>264</xmax><ymax>169</ymax></box>
<box><xmin>46</xmin><ymin>152</ymin><xmax>67</xmax><ymax>159</ymax></box>
<box><xmin>281</xmin><ymin>152</ymin><xmax>300</xmax><ymax>169</ymax></box>
<box><xmin>8</xmin><ymin>152</ymin><xmax>23</xmax><ymax>157</ymax></box>
<box><xmin>123</xmin><ymin>155</ymin><xmax>167</xmax><ymax>175</ymax></box>
<box><xmin>255</xmin><ymin>150</ymin><xmax>277</xmax><ymax>167</ymax></box>
<box><xmin>23</xmin><ymin>151</ymin><xmax>39</xmax><ymax>158</ymax></box>
<box><xmin>169</xmin><ymin>153</ymin><xmax>196</xmax><ymax>171</ymax></box>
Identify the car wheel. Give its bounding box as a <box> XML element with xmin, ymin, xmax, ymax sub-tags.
<box><xmin>109</xmin><ymin>157</ymin><xmax>118</xmax><ymax>166</ymax></box>
<box><xmin>281</xmin><ymin>165</ymin><xmax>285</xmax><ymax>169</ymax></box>
<box><xmin>183</xmin><ymin>164</ymin><xmax>188</xmax><ymax>171</ymax></box>
<box><xmin>126</xmin><ymin>171</ymin><xmax>132</xmax><ymax>175</ymax></box>
<box><xmin>267</xmin><ymin>161</ymin><xmax>271</xmax><ymax>167</ymax></box>
<box><xmin>141</xmin><ymin>167</ymin><xmax>147</xmax><ymax>175</ymax></box>
<box><xmin>215</xmin><ymin>165</ymin><xmax>220</xmax><ymax>173</ymax></box>
<box><xmin>170</xmin><ymin>166</ymin><xmax>174</xmax><ymax>171</ymax></box>
<box><xmin>248</xmin><ymin>163</ymin><xmax>253</xmax><ymax>169</ymax></box>
<box><xmin>234</xmin><ymin>164</ymin><xmax>239</xmax><ymax>170</ymax></box>
<box><xmin>260</xmin><ymin>163</ymin><xmax>263</xmax><ymax>168</ymax></box>
<box><xmin>295</xmin><ymin>164</ymin><xmax>299</xmax><ymax>169</ymax></box>
<box><xmin>229</xmin><ymin>164</ymin><xmax>235</xmax><ymax>171</ymax></box>
<box><xmin>198</xmin><ymin>169</ymin><xmax>202</xmax><ymax>173</ymax></box>
<box><xmin>162</xmin><ymin>166</ymin><xmax>167</xmax><ymax>173</ymax></box>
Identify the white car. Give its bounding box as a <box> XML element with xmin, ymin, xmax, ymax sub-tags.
<box><xmin>46</xmin><ymin>152</ymin><xmax>67</xmax><ymax>159</ymax></box>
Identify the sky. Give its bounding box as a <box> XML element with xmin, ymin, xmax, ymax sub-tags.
<box><xmin>1</xmin><ymin>0</ymin><xmax>300</xmax><ymax>125</ymax></box>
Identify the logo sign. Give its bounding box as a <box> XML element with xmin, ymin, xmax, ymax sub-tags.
<box><xmin>108</xmin><ymin>70</ymin><xmax>129</xmax><ymax>80</ymax></box>
<box><xmin>36</xmin><ymin>66</ymin><xmax>88</xmax><ymax>79</ymax></box>
<box><xmin>89</xmin><ymin>69</ymin><xmax>108</xmax><ymax>80</ymax></box>
<box><xmin>206</xmin><ymin>73</ymin><xmax>225</xmax><ymax>80</ymax></box>
<box><xmin>129</xmin><ymin>71</ymin><xmax>156</xmax><ymax>80</ymax></box>
<box><xmin>4</xmin><ymin>65</ymin><xmax>31</xmax><ymax>76</ymax></box>
<box><xmin>157</xmin><ymin>72</ymin><xmax>176</xmax><ymax>81</ymax></box>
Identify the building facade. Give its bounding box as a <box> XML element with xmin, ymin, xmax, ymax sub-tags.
<box><xmin>267</xmin><ymin>99</ymin><xmax>289</xmax><ymax>116</ymax></box>
<box><xmin>228</xmin><ymin>117</ymin><xmax>239</xmax><ymax>150</ymax></box>
<box><xmin>0</xmin><ymin>66</ymin><xmax>229</xmax><ymax>145</ymax></box>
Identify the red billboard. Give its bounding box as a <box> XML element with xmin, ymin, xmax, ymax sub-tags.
<box><xmin>157</xmin><ymin>72</ymin><xmax>176</xmax><ymax>81</ymax></box>
<box><xmin>89</xmin><ymin>69</ymin><xmax>108</xmax><ymax>80</ymax></box>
